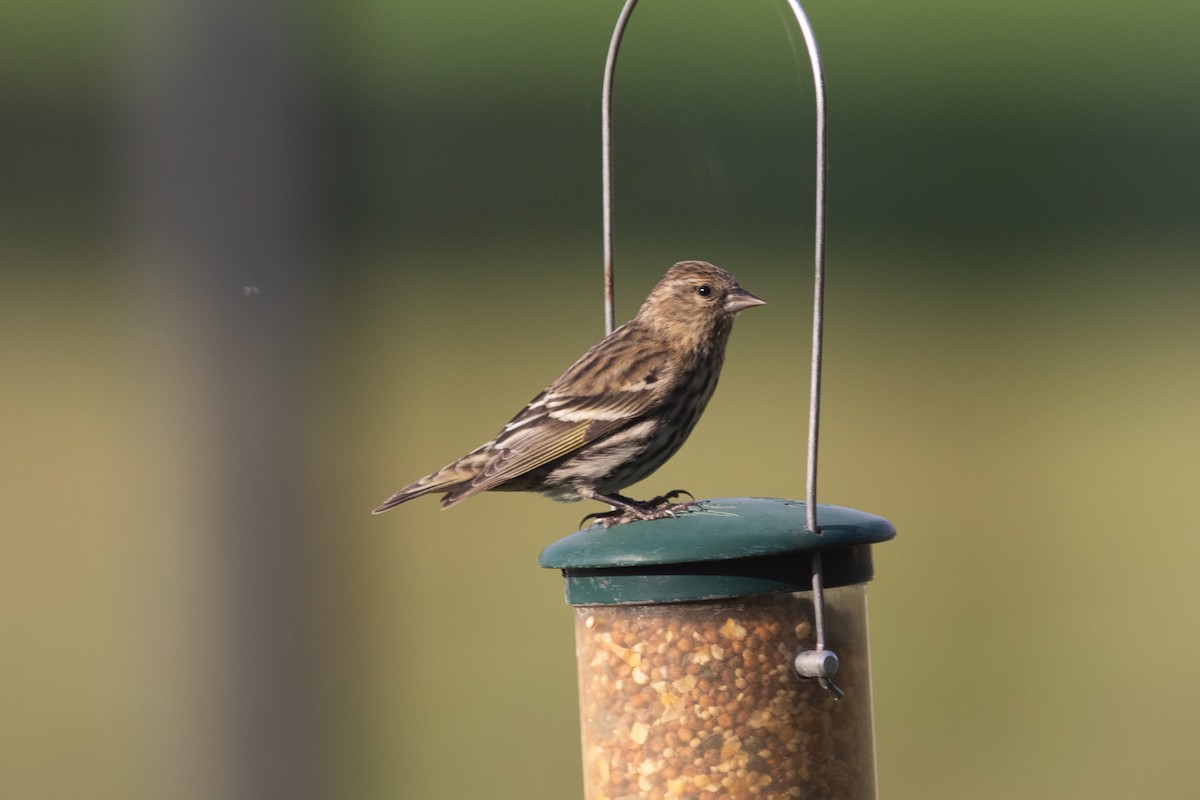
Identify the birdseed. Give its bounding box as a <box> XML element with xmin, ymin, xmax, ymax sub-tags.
<box><xmin>574</xmin><ymin>591</ymin><xmax>875</xmax><ymax>800</ymax></box>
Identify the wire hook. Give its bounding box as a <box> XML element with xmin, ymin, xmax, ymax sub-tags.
<box><xmin>599</xmin><ymin>2</ymin><xmax>827</xmax><ymax>518</ymax></box>
<box><xmin>598</xmin><ymin>0</ymin><xmax>839</xmax><ymax>695</ymax></box>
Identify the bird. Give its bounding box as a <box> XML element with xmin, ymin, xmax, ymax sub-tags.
<box><xmin>372</xmin><ymin>260</ymin><xmax>765</xmax><ymax>526</ymax></box>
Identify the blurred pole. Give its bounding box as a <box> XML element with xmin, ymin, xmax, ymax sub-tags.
<box><xmin>123</xmin><ymin>2</ymin><xmax>324</xmax><ymax>799</ymax></box>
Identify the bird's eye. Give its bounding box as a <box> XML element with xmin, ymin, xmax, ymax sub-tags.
<box><xmin>696</xmin><ymin>284</ymin><xmax>712</xmax><ymax>297</ymax></box>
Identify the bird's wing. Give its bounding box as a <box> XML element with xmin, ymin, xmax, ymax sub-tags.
<box><xmin>440</xmin><ymin>322</ymin><xmax>680</xmax><ymax>505</ymax></box>
<box><xmin>442</xmin><ymin>381</ymin><xmax>667</xmax><ymax>504</ymax></box>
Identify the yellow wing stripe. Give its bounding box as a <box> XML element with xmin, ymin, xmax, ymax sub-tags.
<box><xmin>468</xmin><ymin>421</ymin><xmax>591</xmax><ymax>494</ymax></box>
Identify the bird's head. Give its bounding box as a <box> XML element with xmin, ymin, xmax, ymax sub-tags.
<box><xmin>638</xmin><ymin>261</ymin><xmax>765</xmax><ymax>345</ymax></box>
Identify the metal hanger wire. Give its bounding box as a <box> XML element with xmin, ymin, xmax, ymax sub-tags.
<box><xmin>599</xmin><ymin>0</ymin><xmax>840</xmax><ymax>696</ymax></box>
<box><xmin>600</xmin><ymin>0</ymin><xmax>638</xmax><ymax>336</ymax></box>
<box><xmin>600</xmin><ymin>0</ymin><xmax>827</xmax><ymax>534</ymax></box>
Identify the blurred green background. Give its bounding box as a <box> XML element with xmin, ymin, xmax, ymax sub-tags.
<box><xmin>3</xmin><ymin>0</ymin><xmax>1199</xmax><ymax>798</ymax></box>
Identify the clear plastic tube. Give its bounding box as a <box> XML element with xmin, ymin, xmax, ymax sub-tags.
<box><xmin>574</xmin><ymin>585</ymin><xmax>876</xmax><ymax>800</ymax></box>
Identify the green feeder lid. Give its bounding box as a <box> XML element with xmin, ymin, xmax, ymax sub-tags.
<box><xmin>539</xmin><ymin>497</ymin><xmax>895</xmax><ymax>606</ymax></box>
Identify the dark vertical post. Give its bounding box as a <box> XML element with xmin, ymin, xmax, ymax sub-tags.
<box><xmin>124</xmin><ymin>3</ymin><xmax>324</xmax><ymax>798</ymax></box>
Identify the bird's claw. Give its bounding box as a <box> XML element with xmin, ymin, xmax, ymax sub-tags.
<box><xmin>579</xmin><ymin>490</ymin><xmax>697</xmax><ymax>529</ymax></box>
<box><xmin>579</xmin><ymin>509</ymin><xmax>624</xmax><ymax>528</ymax></box>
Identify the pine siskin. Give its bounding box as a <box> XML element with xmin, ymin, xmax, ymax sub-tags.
<box><xmin>372</xmin><ymin>260</ymin><xmax>764</xmax><ymax>525</ymax></box>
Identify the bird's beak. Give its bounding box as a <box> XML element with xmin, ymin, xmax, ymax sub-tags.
<box><xmin>724</xmin><ymin>288</ymin><xmax>766</xmax><ymax>314</ymax></box>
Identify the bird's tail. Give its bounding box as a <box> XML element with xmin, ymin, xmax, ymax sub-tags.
<box><xmin>371</xmin><ymin>443</ymin><xmax>493</xmax><ymax>514</ymax></box>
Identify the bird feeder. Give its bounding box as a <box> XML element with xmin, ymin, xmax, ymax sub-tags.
<box><xmin>540</xmin><ymin>498</ymin><xmax>893</xmax><ymax>800</ymax></box>
<box><xmin>539</xmin><ymin>3</ymin><xmax>897</xmax><ymax>797</ymax></box>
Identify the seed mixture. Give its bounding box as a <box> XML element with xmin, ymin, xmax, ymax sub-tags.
<box><xmin>574</xmin><ymin>593</ymin><xmax>874</xmax><ymax>800</ymax></box>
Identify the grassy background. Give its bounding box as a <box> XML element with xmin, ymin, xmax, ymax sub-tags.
<box><xmin>3</xmin><ymin>0</ymin><xmax>1199</xmax><ymax>798</ymax></box>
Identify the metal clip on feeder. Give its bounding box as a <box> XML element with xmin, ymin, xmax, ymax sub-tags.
<box><xmin>540</xmin><ymin>3</ymin><xmax>895</xmax><ymax>798</ymax></box>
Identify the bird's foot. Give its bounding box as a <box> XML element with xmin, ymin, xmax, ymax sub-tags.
<box><xmin>579</xmin><ymin>490</ymin><xmax>697</xmax><ymax>529</ymax></box>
